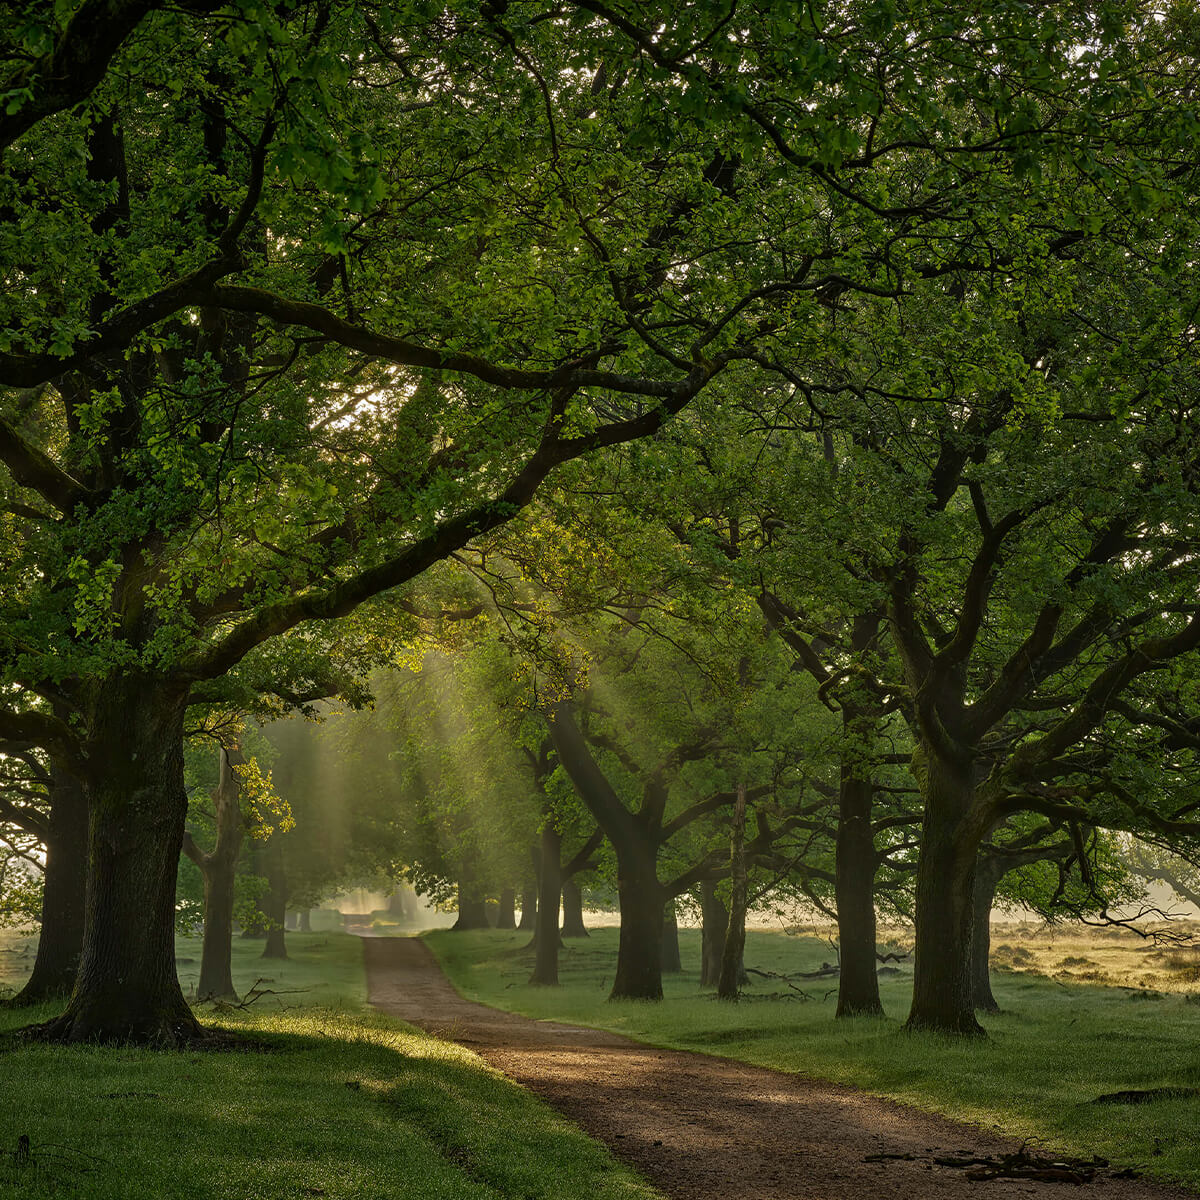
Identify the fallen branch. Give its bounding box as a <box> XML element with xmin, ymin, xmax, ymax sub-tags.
<box><xmin>206</xmin><ymin>978</ymin><xmax>312</xmax><ymax>1011</ymax></box>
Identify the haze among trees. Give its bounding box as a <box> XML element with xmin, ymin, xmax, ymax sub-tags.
<box><xmin>0</xmin><ymin>0</ymin><xmax>1199</xmax><ymax>1077</ymax></box>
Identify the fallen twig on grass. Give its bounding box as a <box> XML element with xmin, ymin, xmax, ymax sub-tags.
<box><xmin>205</xmin><ymin>978</ymin><xmax>312</xmax><ymax>1011</ymax></box>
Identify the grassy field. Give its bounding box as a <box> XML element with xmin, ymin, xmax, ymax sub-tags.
<box><xmin>0</xmin><ymin>930</ymin><xmax>661</xmax><ymax>1200</ymax></box>
<box><xmin>426</xmin><ymin>923</ymin><xmax>1200</xmax><ymax>1191</ymax></box>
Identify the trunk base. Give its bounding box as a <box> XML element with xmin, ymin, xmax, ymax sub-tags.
<box><xmin>904</xmin><ymin>1011</ymin><xmax>986</xmax><ymax>1037</ymax></box>
<box><xmin>21</xmin><ymin>1002</ymin><xmax>207</xmax><ymax>1048</ymax></box>
<box><xmin>837</xmin><ymin>995</ymin><xmax>885</xmax><ymax>1019</ymax></box>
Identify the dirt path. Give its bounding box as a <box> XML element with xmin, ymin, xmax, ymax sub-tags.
<box><xmin>362</xmin><ymin>937</ymin><xmax>1197</xmax><ymax>1200</ymax></box>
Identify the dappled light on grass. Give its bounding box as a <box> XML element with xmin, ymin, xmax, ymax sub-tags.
<box><xmin>0</xmin><ymin>933</ymin><xmax>661</xmax><ymax>1200</ymax></box>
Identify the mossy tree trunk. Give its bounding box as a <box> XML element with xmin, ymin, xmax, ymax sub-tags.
<box><xmin>905</xmin><ymin>754</ymin><xmax>984</xmax><ymax>1036</ymax></box>
<box><xmin>36</xmin><ymin>679</ymin><xmax>203</xmax><ymax>1045</ymax></box>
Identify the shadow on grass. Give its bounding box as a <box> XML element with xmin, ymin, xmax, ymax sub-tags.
<box><xmin>0</xmin><ymin>1009</ymin><xmax>660</xmax><ymax>1200</ymax></box>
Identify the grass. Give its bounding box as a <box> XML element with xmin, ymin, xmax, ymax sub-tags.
<box><xmin>426</xmin><ymin>923</ymin><xmax>1200</xmax><ymax>1191</ymax></box>
<box><xmin>0</xmin><ymin>930</ymin><xmax>662</xmax><ymax>1200</ymax></box>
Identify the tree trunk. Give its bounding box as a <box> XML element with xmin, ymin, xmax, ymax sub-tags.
<box><xmin>451</xmin><ymin>879</ymin><xmax>490</xmax><ymax>930</ymax></box>
<box><xmin>972</xmin><ymin>853</ymin><xmax>1004</xmax><ymax>1014</ymax></box>
<box><xmin>560</xmin><ymin>877</ymin><xmax>588</xmax><ymax>937</ymax></box>
<box><xmin>184</xmin><ymin>744</ymin><xmax>245</xmax><ymax>1001</ymax></box>
<box><xmin>612</xmin><ymin>864</ymin><xmax>665</xmax><ymax>1000</ymax></box>
<box><xmin>517</xmin><ymin>876</ymin><xmax>537</xmax><ymax>931</ymax></box>
<box><xmin>529</xmin><ymin>823</ymin><xmax>562</xmax><ymax>985</ymax></box>
<box><xmin>662</xmin><ymin>900</ymin><xmax>681</xmax><ymax>973</ymax></box>
<box><xmin>496</xmin><ymin>886</ymin><xmax>516</xmax><ymax>930</ymax></box>
<box><xmin>35</xmin><ymin>680</ymin><xmax>203</xmax><ymax>1045</ymax></box>
<box><xmin>545</xmin><ymin>701</ymin><xmax>665</xmax><ymax>1001</ymax></box>
<box><xmin>285</xmin><ymin>912</ymin><xmax>298</xmax><ymax>930</ymax></box>
<box><xmin>240</xmin><ymin>844</ymin><xmax>266</xmax><ymax>938</ymax></box>
<box><xmin>905</xmin><ymin>755</ymin><xmax>984</xmax><ymax>1036</ymax></box>
<box><xmin>699</xmin><ymin>881</ymin><xmax>727</xmax><ymax>987</ymax></box>
<box><xmin>261</xmin><ymin>836</ymin><xmax>288</xmax><ymax>960</ymax></box>
<box><xmin>718</xmin><ymin>783</ymin><xmax>748</xmax><ymax>1001</ymax></box>
<box><xmin>13</xmin><ymin>765</ymin><xmax>88</xmax><ymax>1004</ymax></box>
<box><xmin>298</xmin><ymin>908</ymin><xmax>311</xmax><ymax>932</ymax></box>
<box><xmin>835</xmin><ymin>770</ymin><xmax>883</xmax><ymax>1018</ymax></box>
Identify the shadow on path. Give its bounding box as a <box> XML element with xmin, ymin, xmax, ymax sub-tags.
<box><xmin>362</xmin><ymin>936</ymin><xmax>1197</xmax><ymax>1200</ymax></box>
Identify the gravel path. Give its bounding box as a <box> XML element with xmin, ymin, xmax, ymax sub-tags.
<box><xmin>362</xmin><ymin>936</ymin><xmax>1197</xmax><ymax>1200</ymax></box>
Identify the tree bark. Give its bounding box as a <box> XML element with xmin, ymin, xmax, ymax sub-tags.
<box><xmin>835</xmin><ymin>769</ymin><xmax>883</xmax><ymax>1017</ymax></box>
<box><xmin>298</xmin><ymin>908</ymin><xmax>311</xmax><ymax>932</ymax></box>
<box><xmin>451</xmin><ymin>879</ymin><xmax>490</xmax><ymax>930</ymax></box>
<box><xmin>34</xmin><ymin>680</ymin><xmax>203</xmax><ymax>1045</ymax></box>
<box><xmin>905</xmin><ymin>755</ymin><xmax>985</xmax><ymax>1035</ymax></box>
<box><xmin>261</xmin><ymin>836</ymin><xmax>289</xmax><ymax>960</ymax></box>
<box><xmin>182</xmin><ymin>744</ymin><xmax>244</xmax><ymax>1001</ymax></box>
<box><xmin>971</xmin><ymin>853</ymin><xmax>1004</xmax><ymax>1013</ymax></box>
<box><xmin>661</xmin><ymin>900</ymin><xmax>681</xmax><ymax>973</ymax></box>
<box><xmin>699</xmin><ymin>880</ymin><xmax>727</xmax><ymax>987</ymax></box>
<box><xmin>530</xmin><ymin>823</ymin><xmax>562</xmax><ymax>985</ymax></box>
<box><xmin>718</xmin><ymin>784</ymin><xmax>748</xmax><ymax>1001</ymax></box>
<box><xmin>560</xmin><ymin>877</ymin><xmax>588</xmax><ymax>937</ymax></box>
<box><xmin>496</xmin><ymin>886</ymin><xmax>516</xmax><ymax>930</ymax></box>
<box><xmin>13</xmin><ymin>764</ymin><xmax>87</xmax><ymax>1004</ymax></box>
<box><xmin>612</xmin><ymin>861</ymin><xmax>666</xmax><ymax>1000</ymax></box>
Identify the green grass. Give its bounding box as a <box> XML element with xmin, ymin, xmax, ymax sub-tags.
<box><xmin>0</xmin><ymin>931</ymin><xmax>662</xmax><ymax>1200</ymax></box>
<box><xmin>426</xmin><ymin>925</ymin><xmax>1200</xmax><ymax>1191</ymax></box>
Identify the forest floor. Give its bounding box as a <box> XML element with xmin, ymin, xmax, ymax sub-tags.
<box><xmin>364</xmin><ymin>935</ymin><xmax>1200</xmax><ymax>1200</ymax></box>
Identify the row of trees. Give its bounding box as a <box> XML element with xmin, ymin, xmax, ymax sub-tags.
<box><xmin>1</xmin><ymin>0</ymin><xmax>1199</xmax><ymax>1044</ymax></box>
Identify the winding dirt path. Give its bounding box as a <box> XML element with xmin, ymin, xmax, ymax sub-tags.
<box><xmin>362</xmin><ymin>937</ymin><xmax>1197</xmax><ymax>1200</ymax></box>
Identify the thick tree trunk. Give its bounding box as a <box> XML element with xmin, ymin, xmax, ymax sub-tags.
<box><xmin>13</xmin><ymin>765</ymin><xmax>87</xmax><ymax>1004</ymax></box>
<box><xmin>972</xmin><ymin>853</ymin><xmax>1004</xmax><ymax>1014</ymax></box>
<box><xmin>612</xmin><ymin>863</ymin><xmax>665</xmax><ymax>1000</ymax></box>
<box><xmin>261</xmin><ymin>837</ymin><xmax>289</xmax><ymax>960</ymax></box>
<box><xmin>718</xmin><ymin>784</ymin><xmax>748</xmax><ymax>1001</ymax></box>
<box><xmin>699</xmin><ymin>881</ymin><xmax>727</xmax><ymax>987</ymax></box>
<box><xmin>517</xmin><ymin>877</ymin><xmax>537</xmax><ymax>931</ymax></box>
<box><xmin>835</xmin><ymin>770</ymin><xmax>883</xmax><ymax>1018</ymax></box>
<box><xmin>496</xmin><ymin>886</ymin><xmax>516</xmax><ymax>930</ymax></box>
<box><xmin>905</xmin><ymin>755</ymin><xmax>984</xmax><ymax>1036</ymax></box>
<box><xmin>530</xmin><ymin>823</ymin><xmax>562</xmax><ymax>985</ymax></box>
<box><xmin>560</xmin><ymin>877</ymin><xmax>588</xmax><ymax>937</ymax></box>
<box><xmin>451</xmin><ymin>879</ymin><xmax>490</xmax><ymax>930</ymax></box>
<box><xmin>298</xmin><ymin>908</ymin><xmax>311</xmax><ymax>932</ymax></box>
<box><xmin>661</xmin><ymin>900</ymin><xmax>681</xmax><ymax>973</ymax></box>
<box><xmin>35</xmin><ymin>680</ymin><xmax>202</xmax><ymax>1045</ymax></box>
